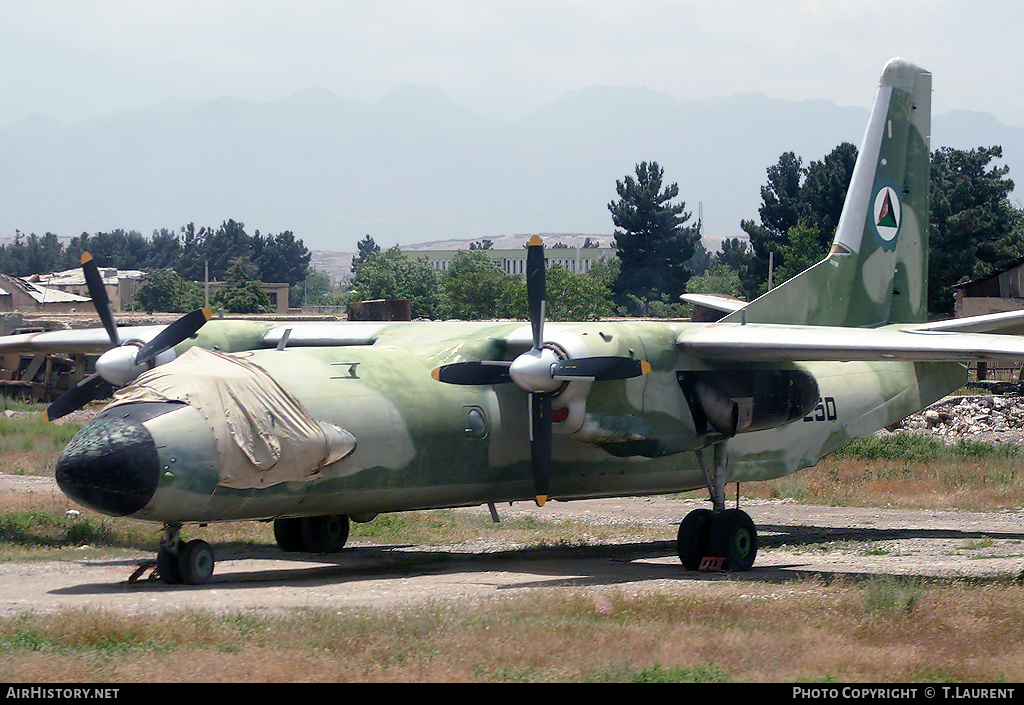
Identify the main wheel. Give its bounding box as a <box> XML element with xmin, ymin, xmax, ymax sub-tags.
<box><xmin>677</xmin><ymin>508</ymin><xmax>713</xmax><ymax>570</ymax></box>
<box><xmin>707</xmin><ymin>509</ymin><xmax>758</xmax><ymax>571</ymax></box>
<box><xmin>299</xmin><ymin>514</ymin><xmax>350</xmax><ymax>553</ymax></box>
<box><xmin>178</xmin><ymin>539</ymin><xmax>215</xmax><ymax>584</ymax></box>
<box><xmin>273</xmin><ymin>517</ymin><xmax>305</xmax><ymax>552</ymax></box>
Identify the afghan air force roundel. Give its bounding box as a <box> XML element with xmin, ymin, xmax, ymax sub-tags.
<box><xmin>871</xmin><ymin>184</ymin><xmax>901</xmax><ymax>250</ymax></box>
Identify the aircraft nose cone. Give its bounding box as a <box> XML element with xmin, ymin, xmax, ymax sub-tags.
<box><xmin>55</xmin><ymin>404</ymin><xmax>165</xmax><ymax>517</ymax></box>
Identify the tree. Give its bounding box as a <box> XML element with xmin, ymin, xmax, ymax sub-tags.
<box><xmin>252</xmin><ymin>230</ymin><xmax>311</xmax><ymax>286</ymax></box>
<box><xmin>799</xmin><ymin>142</ymin><xmax>858</xmax><ymax>247</ymax></box>
<box><xmin>929</xmin><ymin>145</ymin><xmax>1024</xmax><ymax>314</ymax></box>
<box><xmin>773</xmin><ymin>220</ymin><xmax>827</xmax><ymax>286</ymax></box>
<box><xmin>351</xmin><ymin>234</ymin><xmax>380</xmax><ymax>273</ymax></box>
<box><xmin>739</xmin><ymin>145</ymin><xmax>857</xmax><ymax>298</ymax></box>
<box><xmin>607</xmin><ymin>161</ymin><xmax>700</xmax><ymax>311</ymax></box>
<box><xmin>212</xmin><ymin>256</ymin><xmax>269</xmax><ymax>314</ymax></box>
<box><xmin>442</xmin><ymin>250</ymin><xmax>510</xmax><ymax>320</ymax></box>
<box><xmin>740</xmin><ymin>152</ymin><xmax>803</xmax><ymax>299</ymax></box>
<box><xmin>350</xmin><ymin>247</ymin><xmax>445</xmax><ymax>319</ymax></box>
<box><xmin>544</xmin><ymin>265</ymin><xmax>614</xmax><ymax>321</ymax></box>
<box><xmin>132</xmin><ymin>269</ymin><xmax>204</xmax><ymax>313</ymax></box>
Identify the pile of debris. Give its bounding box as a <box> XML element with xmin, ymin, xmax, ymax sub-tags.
<box><xmin>888</xmin><ymin>392</ymin><xmax>1024</xmax><ymax>446</ymax></box>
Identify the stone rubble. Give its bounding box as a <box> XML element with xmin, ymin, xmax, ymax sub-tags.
<box><xmin>885</xmin><ymin>393</ymin><xmax>1024</xmax><ymax>447</ymax></box>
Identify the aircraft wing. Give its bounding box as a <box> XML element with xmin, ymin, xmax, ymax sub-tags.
<box><xmin>678</xmin><ymin>322</ymin><xmax>1024</xmax><ymax>363</ymax></box>
<box><xmin>0</xmin><ymin>326</ymin><xmax>166</xmax><ymax>355</ymax></box>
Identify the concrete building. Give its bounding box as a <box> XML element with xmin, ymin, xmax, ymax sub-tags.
<box><xmin>415</xmin><ymin>246</ymin><xmax>616</xmax><ymax>277</ymax></box>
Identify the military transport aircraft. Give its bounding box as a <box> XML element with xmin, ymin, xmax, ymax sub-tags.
<box><xmin>18</xmin><ymin>58</ymin><xmax>1024</xmax><ymax>584</ymax></box>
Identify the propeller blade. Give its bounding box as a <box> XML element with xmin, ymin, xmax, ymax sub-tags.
<box><xmin>43</xmin><ymin>373</ymin><xmax>114</xmax><ymax>423</ymax></box>
<box><xmin>81</xmin><ymin>252</ymin><xmax>119</xmax><ymax>346</ymax></box>
<box><xmin>431</xmin><ymin>361</ymin><xmax>512</xmax><ymax>386</ymax></box>
<box><xmin>526</xmin><ymin>235</ymin><xmax>546</xmax><ymax>349</ymax></box>
<box><xmin>553</xmin><ymin>356</ymin><xmax>652</xmax><ymax>381</ymax></box>
<box><xmin>529</xmin><ymin>391</ymin><xmax>552</xmax><ymax>506</ymax></box>
<box><xmin>134</xmin><ymin>308</ymin><xmax>213</xmax><ymax>363</ymax></box>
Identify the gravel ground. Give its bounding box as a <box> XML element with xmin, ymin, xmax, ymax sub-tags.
<box><xmin>1</xmin><ymin>486</ymin><xmax>1023</xmax><ymax>617</ymax></box>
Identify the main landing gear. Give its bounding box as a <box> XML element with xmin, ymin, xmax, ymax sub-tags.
<box><xmin>273</xmin><ymin>514</ymin><xmax>350</xmax><ymax>554</ymax></box>
<box><xmin>152</xmin><ymin>514</ymin><xmax>351</xmax><ymax>585</ymax></box>
<box><xmin>676</xmin><ymin>442</ymin><xmax>758</xmax><ymax>572</ymax></box>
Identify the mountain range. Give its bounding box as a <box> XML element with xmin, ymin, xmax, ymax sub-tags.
<box><xmin>1</xmin><ymin>85</ymin><xmax>1021</xmax><ymax>254</ymax></box>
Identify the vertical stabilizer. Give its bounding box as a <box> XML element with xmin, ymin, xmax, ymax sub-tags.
<box><xmin>722</xmin><ymin>58</ymin><xmax>931</xmax><ymax>327</ymax></box>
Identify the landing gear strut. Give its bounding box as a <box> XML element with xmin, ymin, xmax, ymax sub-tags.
<box><xmin>155</xmin><ymin>524</ymin><xmax>215</xmax><ymax>585</ymax></box>
<box><xmin>677</xmin><ymin>442</ymin><xmax>758</xmax><ymax>571</ymax></box>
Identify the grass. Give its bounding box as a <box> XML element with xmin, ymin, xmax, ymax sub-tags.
<box><xmin>3</xmin><ymin>581</ymin><xmax>1024</xmax><ymax>682</ymax></box>
<box><xmin>5</xmin><ymin>401</ymin><xmax>1024</xmax><ymax>681</ymax></box>
<box><xmin>728</xmin><ymin>431</ymin><xmax>1024</xmax><ymax>511</ymax></box>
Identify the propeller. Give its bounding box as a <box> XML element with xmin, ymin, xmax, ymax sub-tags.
<box><xmin>43</xmin><ymin>253</ymin><xmax>213</xmax><ymax>422</ymax></box>
<box><xmin>432</xmin><ymin>235</ymin><xmax>651</xmax><ymax>506</ymax></box>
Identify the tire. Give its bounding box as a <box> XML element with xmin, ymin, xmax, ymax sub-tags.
<box><xmin>707</xmin><ymin>509</ymin><xmax>758</xmax><ymax>571</ymax></box>
<box><xmin>178</xmin><ymin>539</ymin><xmax>215</xmax><ymax>584</ymax></box>
<box><xmin>299</xmin><ymin>515</ymin><xmax>350</xmax><ymax>553</ymax></box>
<box><xmin>156</xmin><ymin>544</ymin><xmax>182</xmax><ymax>584</ymax></box>
<box><xmin>676</xmin><ymin>508</ymin><xmax>713</xmax><ymax>570</ymax></box>
<box><xmin>273</xmin><ymin>517</ymin><xmax>305</xmax><ymax>552</ymax></box>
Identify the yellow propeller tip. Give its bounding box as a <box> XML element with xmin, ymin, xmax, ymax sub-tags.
<box><xmin>640</xmin><ymin>361</ymin><xmax>652</xmax><ymax>374</ymax></box>
<box><xmin>201</xmin><ymin>307</ymin><xmax>213</xmax><ymax>321</ymax></box>
<box><xmin>41</xmin><ymin>411</ymin><xmax>49</xmax><ymax>423</ymax></box>
<box><xmin>80</xmin><ymin>252</ymin><xmax>93</xmax><ymax>264</ymax></box>
<box><xmin>528</xmin><ymin>235</ymin><xmax>543</xmax><ymax>247</ymax></box>
<box><xmin>535</xmin><ymin>495</ymin><xmax>547</xmax><ymax>507</ymax></box>
<box><xmin>431</xmin><ymin>367</ymin><xmax>441</xmax><ymax>381</ymax></box>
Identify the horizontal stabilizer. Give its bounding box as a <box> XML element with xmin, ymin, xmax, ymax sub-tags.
<box><xmin>679</xmin><ymin>293</ymin><xmax>746</xmax><ymax>314</ymax></box>
<box><xmin>679</xmin><ymin>323</ymin><xmax>1024</xmax><ymax>363</ymax></box>
<box><xmin>905</xmin><ymin>310</ymin><xmax>1024</xmax><ymax>335</ymax></box>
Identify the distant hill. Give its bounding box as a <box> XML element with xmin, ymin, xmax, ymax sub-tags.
<box><xmin>1</xmin><ymin>86</ymin><xmax>1020</xmax><ymax>253</ymax></box>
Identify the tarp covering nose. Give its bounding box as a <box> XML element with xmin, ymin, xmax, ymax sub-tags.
<box><xmin>109</xmin><ymin>348</ymin><xmax>352</xmax><ymax>488</ymax></box>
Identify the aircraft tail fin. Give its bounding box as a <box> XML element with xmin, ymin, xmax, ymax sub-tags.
<box><xmin>721</xmin><ymin>58</ymin><xmax>932</xmax><ymax>328</ymax></box>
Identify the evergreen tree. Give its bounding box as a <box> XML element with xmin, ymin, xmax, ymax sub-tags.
<box><xmin>607</xmin><ymin>161</ymin><xmax>700</xmax><ymax>311</ymax></box>
<box><xmin>351</xmin><ymin>234</ymin><xmax>380</xmax><ymax>273</ymax></box>
<box><xmin>929</xmin><ymin>145</ymin><xmax>1024</xmax><ymax>314</ymax></box>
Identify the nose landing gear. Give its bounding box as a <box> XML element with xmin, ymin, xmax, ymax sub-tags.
<box><xmin>155</xmin><ymin>524</ymin><xmax>215</xmax><ymax>585</ymax></box>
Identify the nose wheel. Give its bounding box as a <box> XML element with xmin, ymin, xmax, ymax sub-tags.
<box><xmin>677</xmin><ymin>442</ymin><xmax>758</xmax><ymax>572</ymax></box>
<box><xmin>155</xmin><ymin>525</ymin><xmax>215</xmax><ymax>585</ymax></box>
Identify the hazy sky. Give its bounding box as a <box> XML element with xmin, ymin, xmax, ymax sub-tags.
<box><xmin>3</xmin><ymin>0</ymin><xmax>1024</xmax><ymax>130</ymax></box>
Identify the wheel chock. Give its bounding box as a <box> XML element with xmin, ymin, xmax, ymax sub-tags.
<box><xmin>699</xmin><ymin>556</ymin><xmax>727</xmax><ymax>571</ymax></box>
<box><xmin>128</xmin><ymin>559</ymin><xmax>158</xmax><ymax>584</ymax></box>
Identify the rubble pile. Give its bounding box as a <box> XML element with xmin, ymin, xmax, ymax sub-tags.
<box><xmin>889</xmin><ymin>394</ymin><xmax>1024</xmax><ymax>446</ymax></box>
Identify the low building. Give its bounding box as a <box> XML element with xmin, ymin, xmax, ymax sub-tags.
<box><xmin>23</xmin><ymin>267</ymin><xmax>146</xmax><ymax>312</ymax></box>
<box><xmin>954</xmin><ymin>256</ymin><xmax>1024</xmax><ymax>318</ymax></box>
<box><xmin>416</xmin><ymin>246</ymin><xmax>616</xmax><ymax>276</ymax></box>
<box><xmin>0</xmin><ymin>274</ymin><xmax>91</xmax><ymax>314</ymax></box>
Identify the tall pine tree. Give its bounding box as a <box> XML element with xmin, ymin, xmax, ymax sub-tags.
<box><xmin>607</xmin><ymin>161</ymin><xmax>700</xmax><ymax>311</ymax></box>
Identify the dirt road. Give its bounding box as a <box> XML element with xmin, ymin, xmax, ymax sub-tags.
<box><xmin>3</xmin><ymin>477</ymin><xmax>1024</xmax><ymax>617</ymax></box>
